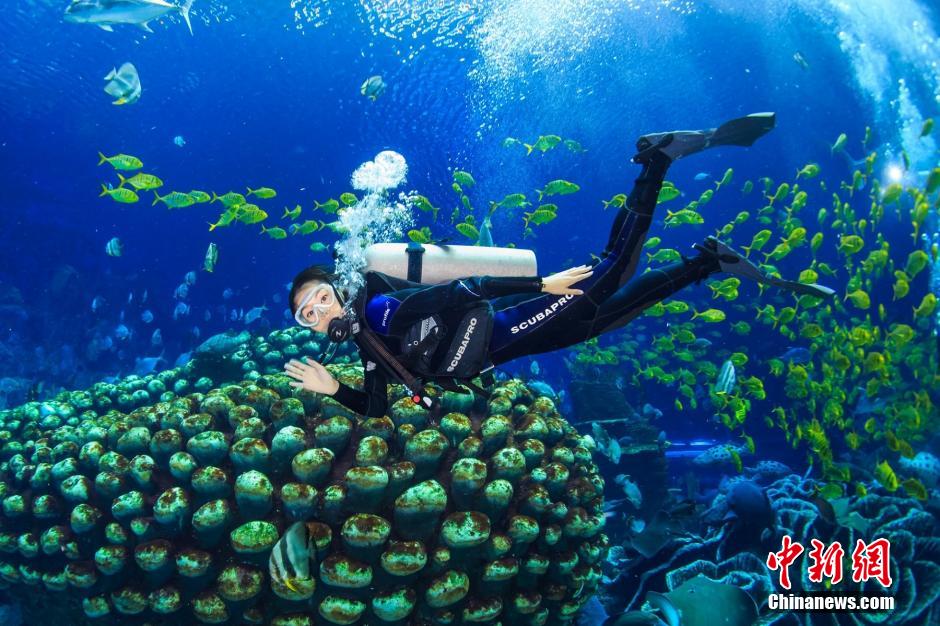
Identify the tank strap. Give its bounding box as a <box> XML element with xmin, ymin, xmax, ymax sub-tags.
<box><xmin>406</xmin><ymin>242</ymin><xmax>426</xmax><ymax>283</ymax></box>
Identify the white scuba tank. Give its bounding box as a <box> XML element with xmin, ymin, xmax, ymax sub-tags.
<box><xmin>363</xmin><ymin>243</ymin><xmax>538</xmax><ymax>284</ymax></box>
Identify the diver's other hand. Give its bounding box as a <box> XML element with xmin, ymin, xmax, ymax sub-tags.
<box><xmin>541</xmin><ymin>264</ymin><xmax>593</xmax><ymax>295</ymax></box>
<box><xmin>283</xmin><ymin>358</ymin><xmax>340</xmax><ymax>395</ymax></box>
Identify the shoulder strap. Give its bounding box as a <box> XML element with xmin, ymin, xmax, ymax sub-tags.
<box><xmin>365</xmin><ymin>270</ymin><xmax>425</xmax><ymax>293</ymax></box>
<box><xmin>356</xmin><ymin>324</ymin><xmax>437</xmax><ymax>410</ymax></box>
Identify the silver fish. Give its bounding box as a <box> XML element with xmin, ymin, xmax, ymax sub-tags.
<box><xmin>360</xmin><ymin>75</ymin><xmax>386</xmax><ymax>101</ymax></box>
<box><xmin>64</xmin><ymin>0</ymin><xmax>195</xmax><ymax>35</ymax></box>
<box><xmin>172</xmin><ymin>301</ymin><xmax>190</xmax><ymax>320</ymax></box>
<box><xmin>134</xmin><ymin>353</ymin><xmax>165</xmax><ymax>376</ymax></box>
<box><xmin>713</xmin><ymin>359</ymin><xmax>736</xmax><ymax>395</ymax></box>
<box><xmin>105</xmin><ymin>237</ymin><xmax>122</xmax><ymax>257</ymax></box>
<box><xmin>103</xmin><ymin>62</ymin><xmax>141</xmax><ymax>105</ymax></box>
<box><xmin>477</xmin><ymin>216</ymin><xmax>494</xmax><ymax>247</ymax></box>
<box><xmin>244</xmin><ymin>306</ymin><xmax>267</xmax><ymax>324</ymax></box>
<box><xmin>195</xmin><ymin>330</ymin><xmax>250</xmax><ymax>356</ymax></box>
<box><xmin>204</xmin><ymin>242</ymin><xmax>218</xmax><ymax>272</ymax></box>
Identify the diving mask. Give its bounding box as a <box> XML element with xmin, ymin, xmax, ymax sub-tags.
<box><xmin>293</xmin><ymin>283</ymin><xmax>337</xmax><ymax>329</ymax></box>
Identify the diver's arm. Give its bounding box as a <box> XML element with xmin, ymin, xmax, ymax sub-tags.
<box><xmin>390</xmin><ymin>267</ymin><xmax>592</xmax><ymax>328</ymax></box>
<box><xmin>330</xmin><ymin>361</ymin><xmax>389</xmax><ymax>418</ymax></box>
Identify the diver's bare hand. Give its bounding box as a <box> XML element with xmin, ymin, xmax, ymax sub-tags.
<box><xmin>542</xmin><ymin>265</ymin><xmax>593</xmax><ymax>295</ymax></box>
<box><xmin>283</xmin><ymin>357</ymin><xmax>340</xmax><ymax>395</ymax></box>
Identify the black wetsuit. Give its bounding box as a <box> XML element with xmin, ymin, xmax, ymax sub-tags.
<box><xmin>331</xmin><ymin>150</ymin><xmax>718</xmax><ymax>417</ymax></box>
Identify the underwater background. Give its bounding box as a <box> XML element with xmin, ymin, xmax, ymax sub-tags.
<box><xmin>1</xmin><ymin>1</ymin><xmax>939</xmax><ymax>625</ymax></box>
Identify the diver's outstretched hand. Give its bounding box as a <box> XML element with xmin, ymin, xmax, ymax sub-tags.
<box><xmin>542</xmin><ymin>265</ymin><xmax>593</xmax><ymax>296</ymax></box>
<box><xmin>283</xmin><ymin>357</ymin><xmax>340</xmax><ymax>395</ymax></box>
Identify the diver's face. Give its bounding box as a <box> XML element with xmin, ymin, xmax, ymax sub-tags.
<box><xmin>293</xmin><ymin>281</ymin><xmax>343</xmax><ymax>334</ymax></box>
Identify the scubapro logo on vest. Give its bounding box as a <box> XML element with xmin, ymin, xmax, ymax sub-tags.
<box><xmin>447</xmin><ymin>317</ymin><xmax>478</xmax><ymax>372</ymax></box>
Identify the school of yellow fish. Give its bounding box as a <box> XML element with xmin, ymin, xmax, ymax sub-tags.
<box><xmin>96</xmin><ymin>151</ymin><xmax>348</xmax><ymax>254</ymax></box>
<box><xmin>574</xmin><ymin>123</ymin><xmax>939</xmax><ymax>502</ymax></box>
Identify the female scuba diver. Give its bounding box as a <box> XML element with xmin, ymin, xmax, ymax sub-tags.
<box><xmin>284</xmin><ymin>112</ymin><xmax>835</xmax><ymax>416</ymax></box>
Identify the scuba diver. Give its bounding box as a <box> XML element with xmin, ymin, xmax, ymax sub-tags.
<box><xmin>284</xmin><ymin>112</ymin><xmax>835</xmax><ymax>416</ymax></box>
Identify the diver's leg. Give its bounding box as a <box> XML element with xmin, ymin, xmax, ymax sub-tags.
<box><xmin>487</xmin><ymin>248</ymin><xmax>717</xmax><ymax>363</ymax></box>
<box><xmin>601</xmin><ymin>148</ymin><xmax>671</xmax><ymax>276</ymax></box>
<box><xmin>488</xmin><ymin>113</ymin><xmax>780</xmax><ymax>362</ymax></box>
<box><xmin>488</xmin><ymin>149</ymin><xmax>673</xmax><ymax>359</ymax></box>
<box><xmin>590</xmin><ymin>234</ymin><xmax>837</xmax><ymax>336</ymax></box>
<box><xmin>592</xmin><ymin>255</ymin><xmax>718</xmax><ymax>335</ymax></box>
<box><xmin>600</xmin><ymin>112</ymin><xmax>778</xmax><ymax>292</ymax></box>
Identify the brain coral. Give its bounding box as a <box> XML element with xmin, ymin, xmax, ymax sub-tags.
<box><xmin>0</xmin><ymin>345</ymin><xmax>607</xmax><ymax>625</ymax></box>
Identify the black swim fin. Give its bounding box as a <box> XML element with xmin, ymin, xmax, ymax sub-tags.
<box><xmin>695</xmin><ymin>236</ymin><xmax>836</xmax><ymax>299</ymax></box>
<box><xmin>710</xmin><ymin>112</ymin><xmax>776</xmax><ymax>147</ymax></box>
<box><xmin>634</xmin><ymin>112</ymin><xmax>776</xmax><ymax>162</ymax></box>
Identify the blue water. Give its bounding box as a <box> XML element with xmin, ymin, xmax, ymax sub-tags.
<box><xmin>2</xmin><ymin>1</ymin><xmax>938</xmax><ymax>398</ymax></box>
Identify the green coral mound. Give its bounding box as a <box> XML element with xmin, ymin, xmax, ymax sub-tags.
<box><xmin>0</xmin><ymin>355</ymin><xmax>607</xmax><ymax>625</ymax></box>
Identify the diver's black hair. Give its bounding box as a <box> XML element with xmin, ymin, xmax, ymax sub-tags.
<box><xmin>289</xmin><ymin>265</ymin><xmax>338</xmax><ymax>316</ymax></box>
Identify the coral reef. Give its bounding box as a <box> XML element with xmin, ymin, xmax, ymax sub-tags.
<box><xmin>602</xmin><ymin>472</ymin><xmax>939</xmax><ymax>626</ymax></box>
<box><xmin>0</xmin><ymin>333</ymin><xmax>607</xmax><ymax>625</ymax></box>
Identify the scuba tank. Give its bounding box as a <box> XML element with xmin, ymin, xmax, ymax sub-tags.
<box><xmin>363</xmin><ymin>242</ymin><xmax>537</xmax><ymax>284</ymax></box>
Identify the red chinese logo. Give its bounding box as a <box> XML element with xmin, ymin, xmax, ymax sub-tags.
<box><xmin>766</xmin><ymin>534</ymin><xmax>804</xmax><ymax>590</ymax></box>
<box><xmin>767</xmin><ymin>536</ymin><xmax>893</xmax><ymax>589</ymax></box>
<box><xmin>807</xmin><ymin>539</ymin><xmax>844</xmax><ymax>584</ymax></box>
<box><xmin>851</xmin><ymin>538</ymin><xmax>893</xmax><ymax>588</ymax></box>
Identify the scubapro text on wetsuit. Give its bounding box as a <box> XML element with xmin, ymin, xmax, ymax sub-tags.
<box><xmin>509</xmin><ymin>294</ymin><xmax>576</xmax><ymax>334</ymax></box>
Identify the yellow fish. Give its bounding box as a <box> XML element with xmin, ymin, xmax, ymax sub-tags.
<box><xmin>844</xmin><ymin>289</ymin><xmax>871</xmax><ymax>310</ymax></box>
<box><xmin>97</xmin><ymin>151</ymin><xmax>142</xmax><ymax>171</ymax></box>
<box><xmin>886</xmin><ymin>324</ymin><xmax>914</xmax><ymax>347</ymax></box>
<box><xmin>800</xmin><ymin>323</ymin><xmax>824</xmax><ymax>339</ymax></box>
<box><xmin>743</xmin><ymin>230</ymin><xmax>772</xmax><ymax>257</ymax></box>
<box><xmin>247</xmin><ymin>186</ymin><xmax>277</xmax><ymax>199</ymax></box>
<box><xmin>796</xmin><ymin>163</ymin><xmax>820</xmax><ymax>179</ymax></box>
<box><xmin>838</xmin><ymin>234</ymin><xmax>864</xmax><ymax>255</ymax></box>
<box><xmin>763</xmin><ymin>241</ymin><xmax>792</xmax><ymax>262</ymax></box>
<box><xmin>810</xmin><ymin>232</ymin><xmax>823</xmax><ymax>255</ymax></box>
<box><xmin>874</xmin><ymin>460</ymin><xmax>898</xmax><ymax>492</ymax></box>
<box><xmin>99</xmin><ymin>184</ymin><xmax>139</xmax><ymax>203</ymax></box>
<box><xmin>691</xmin><ymin>308</ymin><xmax>726</xmax><ymax>323</ymax></box>
<box><xmin>774</xmin><ymin>307</ymin><xmax>796</xmax><ymax>328</ymax></box>
<box><xmin>904</xmin><ymin>250</ymin><xmax>929</xmax><ymax>278</ymax></box>
<box><xmin>709</xmin><ymin>277</ymin><xmax>740</xmax><ymax>301</ymax></box>
<box><xmin>913</xmin><ymin>293</ymin><xmax>936</xmax><ymax>319</ymax></box>
<box><xmin>863</xmin><ymin>352</ymin><xmax>885</xmax><ymax>374</ymax></box>
<box><xmin>901</xmin><ymin>478</ymin><xmax>928</xmax><ymax>501</ymax></box>
<box><xmin>892</xmin><ymin>271</ymin><xmax>910</xmax><ymax>300</ymax></box>
<box><xmin>799</xmin><ymin>269</ymin><xmax>819</xmax><ymax>283</ymax></box>
<box><xmin>816</xmin><ymin>262</ymin><xmax>838</xmax><ymax>278</ymax></box>
<box><xmin>785</xmin><ymin>227</ymin><xmax>807</xmax><ymax>248</ymax></box>
<box><xmin>665</xmin><ymin>208</ymin><xmax>704</xmax><ymax>226</ymax></box>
